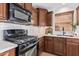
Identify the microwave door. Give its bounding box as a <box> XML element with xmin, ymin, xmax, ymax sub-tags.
<box><xmin>14</xmin><ymin>10</ymin><xmax>29</xmax><ymax>22</ymax></box>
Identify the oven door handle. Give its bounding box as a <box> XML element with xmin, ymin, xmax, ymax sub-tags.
<box><xmin>19</xmin><ymin>43</ymin><xmax>37</xmax><ymax>54</ymax></box>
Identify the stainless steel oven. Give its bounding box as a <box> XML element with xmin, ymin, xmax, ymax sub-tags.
<box><xmin>18</xmin><ymin>41</ymin><xmax>38</xmax><ymax>56</ymax></box>
<box><xmin>3</xmin><ymin>29</ymin><xmax>38</xmax><ymax>56</ymax></box>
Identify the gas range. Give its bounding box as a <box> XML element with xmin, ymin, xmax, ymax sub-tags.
<box><xmin>3</xmin><ymin>29</ymin><xmax>38</xmax><ymax>56</ymax></box>
<box><xmin>6</xmin><ymin>35</ymin><xmax>37</xmax><ymax>44</ymax></box>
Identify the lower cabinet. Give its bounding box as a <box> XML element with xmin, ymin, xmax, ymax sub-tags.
<box><xmin>67</xmin><ymin>41</ymin><xmax>79</xmax><ymax>56</ymax></box>
<box><xmin>0</xmin><ymin>48</ymin><xmax>16</xmax><ymax>56</ymax></box>
<box><xmin>54</xmin><ymin>37</ymin><xmax>66</xmax><ymax>55</ymax></box>
<box><xmin>38</xmin><ymin>36</ymin><xmax>79</xmax><ymax>56</ymax></box>
<box><xmin>38</xmin><ymin>37</ymin><xmax>44</xmax><ymax>55</ymax></box>
<box><xmin>44</xmin><ymin>36</ymin><xmax>54</xmax><ymax>54</ymax></box>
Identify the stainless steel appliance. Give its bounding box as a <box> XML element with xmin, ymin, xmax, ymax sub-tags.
<box><xmin>8</xmin><ymin>3</ymin><xmax>32</xmax><ymax>24</ymax></box>
<box><xmin>3</xmin><ymin>29</ymin><xmax>38</xmax><ymax>56</ymax></box>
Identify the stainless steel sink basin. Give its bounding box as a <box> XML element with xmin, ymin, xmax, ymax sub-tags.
<box><xmin>56</xmin><ymin>35</ymin><xmax>74</xmax><ymax>37</ymax></box>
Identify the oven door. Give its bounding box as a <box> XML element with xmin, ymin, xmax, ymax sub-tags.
<box><xmin>19</xmin><ymin>44</ymin><xmax>37</xmax><ymax>56</ymax></box>
<box><xmin>25</xmin><ymin>45</ymin><xmax>37</xmax><ymax>56</ymax></box>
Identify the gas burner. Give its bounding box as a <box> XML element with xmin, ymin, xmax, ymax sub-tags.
<box><xmin>15</xmin><ymin>40</ymin><xmax>25</xmax><ymax>44</ymax></box>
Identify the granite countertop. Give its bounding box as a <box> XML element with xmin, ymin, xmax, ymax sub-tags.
<box><xmin>0</xmin><ymin>40</ymin><xmax>17</xmax><ymax>53</ymax></box>
<box><xmin>45</xmin><ymin>34</ymin><xmax>79</xmax><ymax>39</ymax></box>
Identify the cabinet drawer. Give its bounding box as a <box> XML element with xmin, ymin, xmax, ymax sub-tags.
<box><xmin>72</xmin><ymin>39</ymin><xmax>79</xmax><ymax>43</ymax></box>
<box><xmin>67</xmin><ymin>39</ymin><xmax>79</xmax><ymax>43</ymax></box>
<box><xmin>45</xmin><ymin>36</ymin><xmax>53</xmax><ymax>39</ymax></box>
<box><xmin>67</xmin><ymin>39</ymin><xmax>72</xmax><ymax>42</ymax></box>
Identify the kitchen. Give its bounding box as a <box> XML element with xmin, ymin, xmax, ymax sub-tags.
<box><xmin>0</xmin><ymin>3</ymin><xmax>79</xmax><ymax>56</ymax></box>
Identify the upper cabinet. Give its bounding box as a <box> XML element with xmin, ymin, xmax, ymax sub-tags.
<box><xmin>24</xmin><ymin>3</ymin><xmax>32</xmax><ymax>12</ymax></box>
<box><xmin>47</xmin><ymin>11</ymin><xmax>53</xmax><ymax>26</ymax></box>
<box><xmin>55</xmin><ymin>11</ymin><xmax>74</xmax><ymax>31</ymax></box>
<box><xmin>0</xmin><ymin>3</ymin><xmax>8</xmax><ymax>20</ymax></box>
<box><xmin>17</xmin><ymin>3</ymin><xmax>32</xmax><ymax>12</ymax></box>
<box><xmin>32</xmin><ymin>7</ymin><xmax>38</xmax><ymax>26</ymax></box>
<box><xmin>76</xmin><ymin>6</ymin><xmax>79</xmax><ymax>25</ymax></box>
<box><xmin>32</xmin><ymin>8</ymin><xmax>53</xmax><ymax>26</ymax></box>
<box><xmin>37</xmin><ymin>8</ymin><xmax>48</xmax><ymax>26</ymax></box>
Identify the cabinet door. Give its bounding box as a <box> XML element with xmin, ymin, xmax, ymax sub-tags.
<box><xmin>38</xmin><ymin>8</ymin><xmax>48</xmax><ymax>26</ymax></box>
<box><xmin>32</xmin><ymin>8</ymin><xmax>38</xmax><ymax>26</ymax></box>
<box><xmin>47</xmin><ymin>11</ymin><xmax>53</xmax><ymax>26</ymax></box>
<box><xmin>67</xmin><ymin>42</ymin><xmax>79</xmax><ymax>56</ymax></box>
<box><xmin>54</xmin><ymin>37</ymin><xmax>66</xmax><ymax>55</ymax></box>
<box><xmin>0</xmin><ymin>3</ymin><xmax>8</xmax><ymax>20</ymax></box>
<box><xmin>17</xmin><ymin>3</ymin><xmax>25</xmax><ymax>8</ymax></box>
<box><xmin>0</xmin><ymin>48</ymin><xmax>16</xmax><ymax>56</ymax></box>
<box><xmin>24</xmin><ymin>3</ymin><xmax>32</xmax><ymax>12</ymax></box>
<box><xmin>44</xmin><ymin>36</ymin><xmax>54</xmax><ymax>53</ymax></box>
<box><xmin>38</xmin><ymin>37</ymin><xmax>44</xmax><ymax>55</ymax></box>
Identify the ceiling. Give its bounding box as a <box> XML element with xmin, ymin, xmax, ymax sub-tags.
<box><xmin>32</xmin><ymin>3</ymin><xmax>79</xmax><ymax>13</ymax></box>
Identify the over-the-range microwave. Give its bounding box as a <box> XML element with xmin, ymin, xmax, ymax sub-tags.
<box><xmin>8</xmin><ymin>3</ymin><xmax>32</xmax><ymax>24</ymax></box>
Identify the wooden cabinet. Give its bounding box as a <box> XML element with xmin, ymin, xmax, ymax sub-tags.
<box><xmin>54</xmin><ymin>37</ymin><xmax>66</xmax><ymax>55</ymax></box>
<box><xmin>67</xmin><ymin>39</ymin><xmax>79</xmax><ymax>56</ymax></box>
<box><xmin>17</xmin><ymin>3</ymin><xmax>25</xmax><ymax>8</ymax></box>
<box><xmin>44</xmin><ymin>36</ymin><xmax>54</xmax><ymax>54</ymax></box>
<box><xmin>24</xmin><ymin>3</ymin><xmax>32</xmax><ymax>12</ymax></box>
<box><xmin>32</xmin><ymin>8</ymin><xmax>38</xmax><ymax>26</ymax></box>
<box><xmin>47</xmin><ymin>11</ymin><xmax>53</xmax><ymax>26</ymax></box>
<box><xmin>38</xmin><ymin>36</ymin><xmax>79</xmax><ymax>56</ymax></box>
<box><xmin>0</xmin><ymin>3</ymin><xmax>8</xmax><ymax>20</ymax></box>
<box><xmin>32</xmin><ymin>8</ymin><xmax>52</xmax><ymax>26</ymax></box>
<box><xmin>37</xmin><ymin>8</ymin><xmax>48</xmax><ymax>26</ymax></box>
<box><xmin>0</xmin><ymin>48</ymin><xmax>16</xmax><ymax>56</ymax></box>
<box><xmin>38</xmin><ymin>37</ymin><xmax>44</xmax><ymax>55</ymax></box>
<box><xmin>17</xmin><ymin>3</ymin><xmax>32</xmax><ymax>12</ymax></box>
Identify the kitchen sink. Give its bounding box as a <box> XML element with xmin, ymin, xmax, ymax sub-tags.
<box><xmin>56</xmin><ymin>35</ymin><xmax>74</xmax><ymax>37</ymax></box>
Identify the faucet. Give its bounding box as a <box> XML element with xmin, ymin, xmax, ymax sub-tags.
<box><xmin>62</xmin><ymin>27</ymin><xmax>65</xmax><ymax>35</ymax></box>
